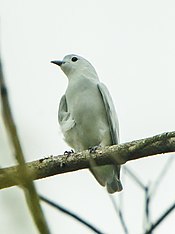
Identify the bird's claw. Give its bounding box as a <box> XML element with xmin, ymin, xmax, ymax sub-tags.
<box><xmin>88</xmin><ymin>145</ymin><xmax>101</xmax><ymax>153</ymax></box>
<box><xmin>64</xmin><ymin>149</ymin><xmax>74</xmax><ymax>156</ymax></box>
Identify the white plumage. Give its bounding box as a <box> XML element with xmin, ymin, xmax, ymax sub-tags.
<box><xmin>52</xmin><ymin>54</ymin><xmax>122</xmax><ymax>193</ymax></box>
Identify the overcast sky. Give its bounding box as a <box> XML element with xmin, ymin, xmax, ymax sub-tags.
<box><xmin>1</xmin><ymin>1</ymin><xmax>175</xmax><ymax>234</ymax></box>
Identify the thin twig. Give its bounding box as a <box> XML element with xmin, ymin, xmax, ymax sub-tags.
<box><xmin>145</xmin><ymin>201</ymin><xmax>175</xmax><ymax>234</ymax></box>
<box><xmin>149</xmin><ymin>157</ymin><xmax>174</xmax><ymax>198</ymax></box>
<box><xmin>109</xmin><ymin>195</ymin><xmax>129</xmax><ymax>234</ymax></box>
<box><xmin>143</xmin><ymin>157</ymin><xmax>174</xmax><ymax>233</ymax></box>
<box><xmin>123</xmin><ymin>166</ymin><xmax>146</xmax><ymax>190</ymax></box>
<box><xmin>143</xmin><ymin>185</ymin><xmax>152</xmax><ymax>233</ymax></box>
<box><xmin>40</xmin><ymin>195</ymin><xmax>105</xmax><ymax>234</ymax></box>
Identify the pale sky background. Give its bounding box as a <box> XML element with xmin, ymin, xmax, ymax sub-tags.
<box><xmin>0</xmin><ymin>0</ymin><xmax>175</xmax><ymax>233</ymax></box>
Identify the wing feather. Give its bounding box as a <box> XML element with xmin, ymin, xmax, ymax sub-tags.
<box><xmin>58</xmin><ymin>95</ymin><xmax>75</xmax><ymax>134</ymax></box>
<box><xmin>97</xmin><ymin>83</ymin><xmax>119</xmax><ymax>144</ymax></box>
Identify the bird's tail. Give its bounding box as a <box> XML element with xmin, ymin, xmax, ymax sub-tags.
<box><xmin>89</xmin><ymin>164</ymin><xmax>123</xmax><ymax>193</ymax></box>
<box><xmin>107</xmin><ymin>178</ymin><xmax>123</xmax><ymax>193</ymax></box>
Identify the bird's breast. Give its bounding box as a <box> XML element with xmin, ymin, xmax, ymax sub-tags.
<box><xmin>64</xmin><ymin>78</ymin><xmax>111</xmax><ymax>149</ymax></box>
<box><xmin>66</xmin><ymin>78</ymin><xmax>104</xmax><ymax>121</ymax></box>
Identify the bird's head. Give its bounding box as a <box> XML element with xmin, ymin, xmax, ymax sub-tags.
<box><xmin>51</xmin><ymin>54</ymin><xmax>99</xmax><ymax>80</ymax></box>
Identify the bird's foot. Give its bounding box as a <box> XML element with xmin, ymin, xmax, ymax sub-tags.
<box><xmin>64</xmin><ymin>149</ymin><xmax>74</xmax><ymax>156</ymax></box>
<box><xmin>88</xmin><ymin>145</ymin><xmax>101</xmax><ymax>153</ymax></box>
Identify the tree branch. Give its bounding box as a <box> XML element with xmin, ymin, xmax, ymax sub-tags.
<box><xmin>109</xmin><ymin>195</ymin><xmax>129</xmax><ymax>234</ymax></box>
<box><xmin>145</xmin><ymin>201</ymin><xmax>175</xmax><ymax>234</ymax></box>
<box><xmin>40</xmin><ymin>195</ymin><xmax>104</xmax><ymax>234</ymax></box>
<box><xmin>0</xmin><ymin>131</ymin><xmax>175</xmax><ymax>190</ymax></box>
<box><xmin>0</xmin><ymin>57</ymin><xmax>50</xmax><ymax>233</ymax></box>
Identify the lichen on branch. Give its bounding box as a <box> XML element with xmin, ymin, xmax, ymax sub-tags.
<box><xmin>0</xmin><ymin>131</ymin><xmax>174</xmax><ymax>190</ymax></box>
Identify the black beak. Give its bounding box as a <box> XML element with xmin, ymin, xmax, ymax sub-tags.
<box><xmin>51</xmin><ymin>60</ymin><xmax>65</xmax><ymax>66</ymax></box>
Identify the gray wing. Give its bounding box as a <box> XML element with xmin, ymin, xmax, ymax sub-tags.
<box><xmin>58</xmin><ymin>95</ymin><xmax>75</xmax><ymax>134</ymax></box>
<box><xmin>97</xmin><ymin>83</ymin><xmax>119</xmax><ymax>144</ymax></box>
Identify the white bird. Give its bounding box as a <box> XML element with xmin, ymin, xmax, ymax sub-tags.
<box><xmin>51</xmin><ymin>54</ymin><xmax>122</xmax><ymax>193</ymax></box>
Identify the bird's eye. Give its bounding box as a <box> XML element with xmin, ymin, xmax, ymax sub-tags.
<box><xmin>71</xmin><ymin>57</ymin><xmax>78</xmax><ymax>62</ymax></box>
